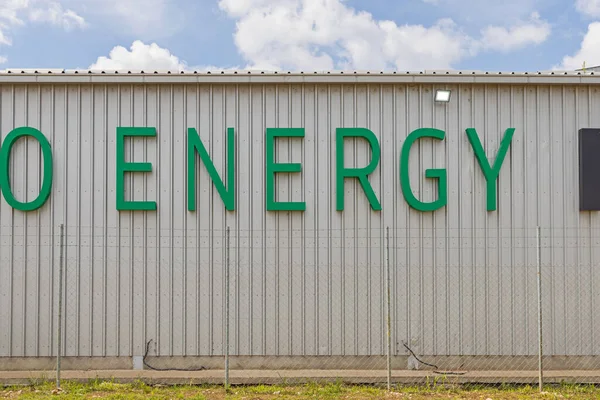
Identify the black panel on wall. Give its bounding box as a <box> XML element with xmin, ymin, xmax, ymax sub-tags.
<box><xmin>579</xmin><ymin>128</ymin><xmax>600</xmax><ymax>211</ymax></box>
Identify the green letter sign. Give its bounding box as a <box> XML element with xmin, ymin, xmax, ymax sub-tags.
<box><xmin>116</xmin><ymin>127</ymin><xmax>157</xmax><ymax>211</ymax></box>
<box><xmin>400</xmin><ymin>128</ymin><xmax>447</xmax><ymax>212</ymax></box>
<box><xmin>188</xmin><ymin>127</ymin><xmax>236</xmax><ymax>211</ymax></box>
<box><xmin>466</xmin><ymin>128</ymin><xmax>515</xmax><ymax>211</ymax></box>
<box><xmin>0</xmin><ymin>127</ymin><xmax>53</xmax><ymax>211</ymax></box>
<box><xmin>265</xmin><ymin>128</ymin><xmax>305</xmax><ymax>211</ymax></box>
<box><xmin>336</xmin><ymin>128</ymin><xmax>381</xmax><ymax>211</ymax></box>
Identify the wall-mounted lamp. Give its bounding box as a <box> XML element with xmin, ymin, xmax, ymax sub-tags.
<box><xmin>435</xmin><ymin>89</ymin><xmax>451</xmax><ymax>102</ymax></box>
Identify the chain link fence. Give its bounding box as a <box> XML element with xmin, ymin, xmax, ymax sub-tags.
<box><xmin>1</xmin><ymin>224</ymin><xmax>599</xmax><ymax>390</ymax></box>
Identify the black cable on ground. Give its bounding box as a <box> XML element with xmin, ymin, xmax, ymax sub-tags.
<box><xmin>402</xmin><ymin>341</ymin><xmax>467</xmax><ymax>376</ymax></box>
<box><xmin>402</xmin><ymin>341</ymin><xmax>438</xmax><ymax>369</ymax></box>
<box><xmin>143</xmin><ymin>339</ymin><xmax>207</xmax><ymax>371</ymax></box>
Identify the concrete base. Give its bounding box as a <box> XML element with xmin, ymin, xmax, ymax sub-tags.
<box><xmin>1</xmin><ymin>369</ymin><xmax>600</xmax><ymax>386</ymax></box>
<box><xmin>132</xmin><ymin>356</ymin><xmax>144</xmax><ymax>371</ymax></box>
<box><xmin>2</xmin><ymin>355</ymin><xmax>600</xmax><ymax>372</ymax></box>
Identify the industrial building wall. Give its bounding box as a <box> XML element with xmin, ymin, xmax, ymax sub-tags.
<box><xmin>0</xmin><ymin>81</ymin><xmax>598</xmax><ymax>362</ymax></box>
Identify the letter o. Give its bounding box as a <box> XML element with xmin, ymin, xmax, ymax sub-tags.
<box><xmin>0</xmin><ymin>127</ymin><xmax>53</xmax><ymax>211</ymax></box>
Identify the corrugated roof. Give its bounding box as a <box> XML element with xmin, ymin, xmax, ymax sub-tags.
<box><xmin>0</xmin><ymin>69</ymin><xmax>598</xmax><ymax>84</ymax></box>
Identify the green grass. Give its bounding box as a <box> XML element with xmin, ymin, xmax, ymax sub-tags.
<box><xmin>2</xmin><ymin>380</ymin><xmax>600</xmax><ymax>399</ymax></box>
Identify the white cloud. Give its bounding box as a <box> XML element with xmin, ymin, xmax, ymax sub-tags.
<box><xmin>576</xmin><ymin>0</ymin><xmax>600</xmax><ymax>18</ymax></box>
<box><xmin>556</xmin><ymin>22</ymin><xmax>600</xmax><ymax>70</ymax></box>
<box><xmin>28</xmin><ymin>2</ymin><xmax>86</xmax><ymax>30</ymax></box>
<box><xmin>87</xmin><ymin>1</ymin><xmax>552</xmax><ymax>73</ymax></box>
<box><xmin>89</xmin><ymin>41</ymin><xmax>189</xmax><ymax>71</ymax></box>
<box><xmin>0</xmin><ymin>0</ymin><xmax>86</xmax><ymax>50</ymax></box>
<box><xmin>219</xmin><ymin>0</ymin><xmax>473</xmax><ymax>71</ymax></box>
<box><xmin>61</xmin><ymin>0</ymin><xmax>183</xmax><ymax>38</ymax></box>
<box><xmin>0</xmin><ymin>29</ymin><xmax>12</xmax><ymax>46</ymax></box>
<box><xmin>0</xmin><ymin>0</ymin><xmax>180</xmax><ymax>40</ymax></box>
<box><xmin>88</xmin><ymin>40</ymin><xmax>240</xmax><ymax>72</ymax></box>
<box><xmin>479</xmin><ymin>12</ymin><xmax>551</xmax><ymax>53</ymax></box>
<box><xmin>35</xmin><ymin>0</ymin><xmax>86</xmax><ymax>29</ymax></box>
<box><xmin>0</xmin><ymin>0</ymin><xmax>27</xmax><ymax>48</ymax></box>
<box><xmin>0</xmin><ymin>55</ymin><xmax>7</xmax><ymax>64</ymax></box>
<box><xmin>218</xmin><ymin>0</ymin><xmax>276</xmax><ymax>17</ymax></box>
<box><xmin>0</xmin><ymin>0</ymin><xmax>29</xmax><ymax>26</ymax></box>
<box><xmin>218</xmin><ymin>0</ymin><xmax>550</xmax><ymax>71</ymax></box>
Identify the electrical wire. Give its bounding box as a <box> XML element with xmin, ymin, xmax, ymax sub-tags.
<box><xmin>143</xmin><ymin>339</ymin><xmax>207</xmax><ymax>371</ymax></box>
<box><xmin>402</xmin><ymin>341</ymin><xmax>439</xmax><ymax>369</ymax></box>
<box><xmin>401</xmin><ymin>341</ymin><xmax>466</xmax><ymax>376</ymax></box>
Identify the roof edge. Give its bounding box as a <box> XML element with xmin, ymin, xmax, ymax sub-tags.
<box><xmin>0</xmin><ymin>69</ymin><xmax>597</xmax><ymax>84</ymax></box>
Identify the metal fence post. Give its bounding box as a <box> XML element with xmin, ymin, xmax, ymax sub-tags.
<box><xmin>56</xmin><ymin>224</ymin><xmax>64</xmax><ymax>389</ymax></box>
<box><xmin>225</xmin><ymin>226</ymin><xmax>230</xmax><ymax>391</ymax></box>
<box><xmin>385</xmin><ymin>227</ymin><xmax>391</xmax><ymax>391</ymax></box>
<box><xmin>536</xmin><ymin>226</ymin><xmax>543</xmax><ymax>392</ymax></box>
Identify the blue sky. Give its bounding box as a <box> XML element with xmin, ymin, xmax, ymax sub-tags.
<box><xmin>0</xmin><ymin>0</ymin><xmax>599</xmax><ymax>72</ymax></box>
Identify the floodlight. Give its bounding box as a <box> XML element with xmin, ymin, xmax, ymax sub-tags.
<box><xmin>435</xmin><ymin>89</ymin><xmax>451</xmax><ymax>102</ymax></box>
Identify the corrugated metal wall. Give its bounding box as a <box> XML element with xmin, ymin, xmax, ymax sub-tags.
<box><xmin>0</xmin><ymin>81</ymin><xmax>598</xmax><ymax>359</ymax></box>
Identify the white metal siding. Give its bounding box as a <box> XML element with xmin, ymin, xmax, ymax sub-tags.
<box><xmin>0</xmin><ymin>81</ymin><xmax>598</xmax><ymax>359</ymax></box>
